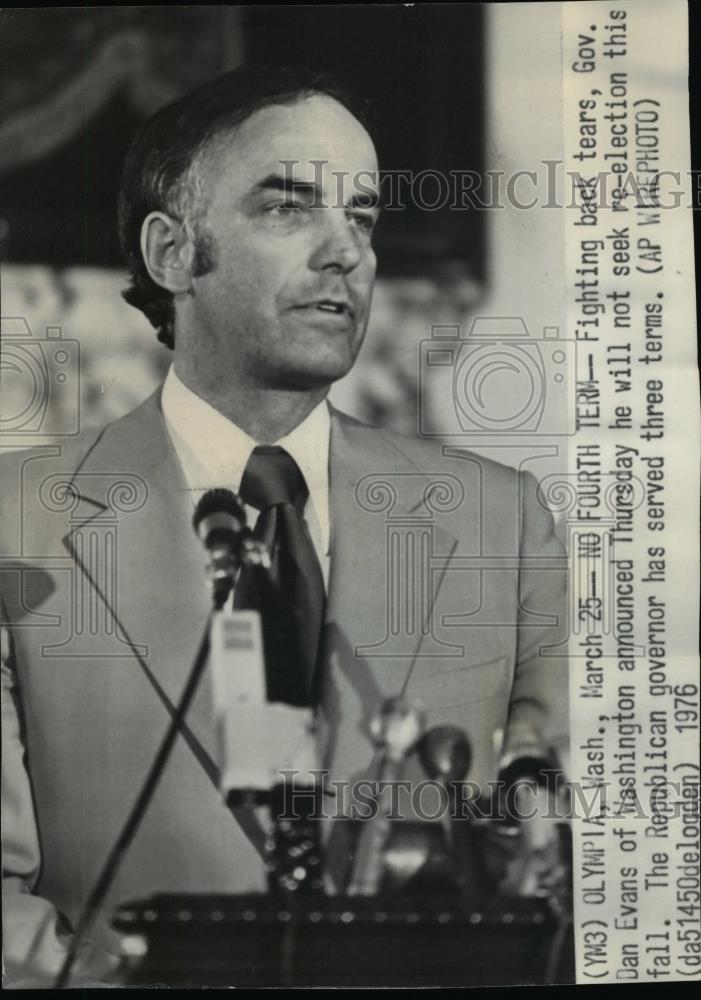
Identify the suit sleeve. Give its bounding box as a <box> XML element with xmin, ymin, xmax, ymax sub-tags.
<box><xmin>1</xmin><ymin>618</ymin><xmax>75</xmax><ymax>987</ymax></box>
<box><xmin>501</xmin><ymin>470</ymin><xmax>570</xmax><ymax>774</ymax></box>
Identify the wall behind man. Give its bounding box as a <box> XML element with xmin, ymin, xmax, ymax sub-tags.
<box><xmin>423</xmin><ymin>2</ymin><xmax>568</xmax><ymax>474</ymax></box>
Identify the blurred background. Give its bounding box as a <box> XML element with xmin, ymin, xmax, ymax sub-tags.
<box><xmin>0</xmin><ymin>3</ymin><xmax>567</xmax><ymax>492</ymax></box>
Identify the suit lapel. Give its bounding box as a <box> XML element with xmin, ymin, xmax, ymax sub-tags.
<box><xmin>60</xmin><ymin>390</ymin><xmax>219</xmax><ymax>781</ymax></box>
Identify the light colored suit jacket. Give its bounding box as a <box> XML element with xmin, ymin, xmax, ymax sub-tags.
<box><xmin>1</xmin><ymin>389</ymin><xmax>568</xmax><ymax>985</ymax></box>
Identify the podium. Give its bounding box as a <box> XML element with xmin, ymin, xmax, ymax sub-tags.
<box><xmin>113</xmin><ymin>892</ymin><xmax>575</xmax><ymax>987</ymax></box>
<box><xmin>110</xmin><ymin>693</ymin><xmax>574</xmax><ymax>987</ymax></box>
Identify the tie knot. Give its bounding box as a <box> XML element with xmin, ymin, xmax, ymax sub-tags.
<box><xmin>239</xmin><ymin>446</ymin><xmax>309</xmax><ymax>514</ymax></box>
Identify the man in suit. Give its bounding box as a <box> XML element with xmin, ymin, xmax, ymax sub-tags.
<box><xmin>1</xmin><ymin>65</ymin><xmax>568</xmax><ymax>986</ymax></box>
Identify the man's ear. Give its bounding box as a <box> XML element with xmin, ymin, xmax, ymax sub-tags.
<box><xmin>140</xmin><ymin>212</ymin><xmax>194</xmax><ymax>295</ymax></box>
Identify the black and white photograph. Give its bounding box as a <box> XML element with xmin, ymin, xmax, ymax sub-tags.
<box><xmin>0</xmin><ymin>2</ymin><xmax>697</xmax><ymax>989</ymax></box>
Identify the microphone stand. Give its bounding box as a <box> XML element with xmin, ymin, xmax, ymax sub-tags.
<box><xmin>54</xmin><ymin>596</ymin><xmax>227</xmax><ymax>988</ymax></box>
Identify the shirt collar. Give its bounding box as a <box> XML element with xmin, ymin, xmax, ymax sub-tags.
<box><xmin>161</xmin><ymin>366</ymin><xmax>331</xmax><ymax>553</ymax></box>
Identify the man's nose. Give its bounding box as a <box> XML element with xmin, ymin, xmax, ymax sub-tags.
<box><xmin>308</xmin><ymin>211</ymin><xmax>362</xmax><ymax>274</ymax></box>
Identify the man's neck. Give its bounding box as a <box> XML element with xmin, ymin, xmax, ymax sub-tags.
<box><xmin>172</xmin><ymin>362</ymin><xmax>329</xmax><ymax>443</ymax></box>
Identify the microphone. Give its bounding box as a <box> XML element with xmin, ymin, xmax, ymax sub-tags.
<box><xmin>347</xmin><ymin>698</ymin><xmax>424</xmax><ymax>896</ymax></box>
<box><xmin>194</xmin><ymin>488</ymin><xmax>319</xmax><ymax>829</ymax></box>
<box><xmin>193</xmin><ymin>488</ymin><xmax>269</xmax><ymax>607</ymax></box>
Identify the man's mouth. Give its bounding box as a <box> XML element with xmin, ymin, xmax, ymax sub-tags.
<box><xmin>299</xmin><ymin>299</ymin><xmax>355</xmax><ymax>318</ymax></box>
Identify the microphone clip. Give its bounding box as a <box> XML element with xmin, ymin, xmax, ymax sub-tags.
<box><xmin>207</xmin><ymin>539</ymin><xmax>271</xmax><ymax>608</ymax></box>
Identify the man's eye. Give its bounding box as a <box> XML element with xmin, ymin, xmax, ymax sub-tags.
<box><xmin>266</xmin><ymin>202</ymin><xmax>306</xmax><ymax>216</ymax></box>
<box><xmin>348</xmin><ymin>213</ymin><xmax>376</xmax><ymax>233</ymax></box>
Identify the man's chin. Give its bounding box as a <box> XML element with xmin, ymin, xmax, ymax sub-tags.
<box><xmin>283</xmin><ymin>359</ymin><xmax>355</xmax><ymax>391</ymax></box>
<box><xmin>278</xmin><ymin>344</ymin><xmax>362</xmax><ymax>389</ymax></box>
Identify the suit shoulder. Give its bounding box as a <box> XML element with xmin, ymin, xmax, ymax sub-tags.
<box><xmin>0</xmin><ymin>426</ymin><xmax>104</xmax><ymax>483</ymax></box>
<box><xmin>0</xmin><ymin>389</ymin><xmax>163</xmax><ymax>487</ymax></box>
<box><xmin>331</xmin><ymin>407</ymin><xmax>520</xmax><ymax>486</ymax></box>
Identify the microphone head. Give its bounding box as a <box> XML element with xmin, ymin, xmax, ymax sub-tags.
<box><xmin>193</xmin><ymin>488</ymin><xmax>246</xmax><ymax>530</ymax></box>
<box><xmin>418</xmin><ymin>726</ymin><xmax>472</xmax><ymax>784</ymax></box>
<box><xmin>498</xmin><ymin>755</ymin><xmax>552</xmax><ymax>790</ymax></box>
<box><xmin>193</xmin><ymin>488</ymin><xmax>247</xmax><ymax>549</ymax></box>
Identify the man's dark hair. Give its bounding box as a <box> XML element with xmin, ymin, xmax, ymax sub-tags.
<box><xmin>118</xmin><ymin>63</ymin><xmax>374</xmax><ymax>349</ymax></box>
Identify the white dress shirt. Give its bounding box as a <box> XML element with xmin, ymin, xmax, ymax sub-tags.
<box><xmin>161</xmin><ymin>366</ymin><xmax>331</xmax><ymax>588</ymax></box>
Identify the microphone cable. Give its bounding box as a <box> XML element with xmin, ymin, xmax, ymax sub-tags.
<box><xmin>53</xmin><ymin>612</ymin><xmax>213</xmax><ymax>988</ymax></box>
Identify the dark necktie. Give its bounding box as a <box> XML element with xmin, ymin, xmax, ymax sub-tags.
<box><xmin>235</xmin><ymin>446</ymin><xmax>325</xmax><ymax>707</ymax></box>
